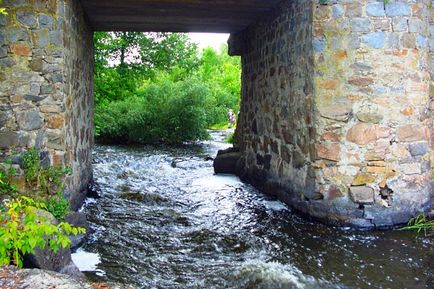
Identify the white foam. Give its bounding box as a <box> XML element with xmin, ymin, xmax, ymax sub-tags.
<box><xmin>71</xmin><ymin>248</ymin><xmax>101</xmax><ymax>272</ymax></box>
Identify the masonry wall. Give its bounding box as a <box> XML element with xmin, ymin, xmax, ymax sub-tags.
<box><xmin>0</xmin><ymin>0</ymin><xmax>93</xmax><ymax>209</ymax></box>
<box><xmin>234</xmin><ymin>1</ymin><xmax>316</xmax><ymax>207</ymax></box>
<box><xmin>234</xmin><ymin>0</ymin><xmax>433</xmax><ymax>228</ymax></box>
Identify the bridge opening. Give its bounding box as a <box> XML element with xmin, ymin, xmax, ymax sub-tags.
<box><xmin>93</xmin><ymin>31</ymin><xmax>241</xmax><ymax>146</ymax></box>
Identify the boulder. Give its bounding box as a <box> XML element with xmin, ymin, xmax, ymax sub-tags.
<box><xmin>213</xmin><ymin>147</ymin><xmax>241</xmax><ymax>175</ymax></box>
<box><xmin>65</xmin><ymin>211</ymin><xmax>89</xmax><ymax>250</ymax></box>
<box><xmin>22</xmin><ymin>210</ymin><xmax>84</xmax><ymax>279</ymax></box>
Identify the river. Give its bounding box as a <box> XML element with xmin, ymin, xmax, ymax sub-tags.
<box><xmin>77</xmin><ymin>131</ymin><xmax>433</xmax><ymax>289</ymax></box>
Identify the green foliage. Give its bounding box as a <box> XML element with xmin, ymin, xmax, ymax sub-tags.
<box><xmin>225</xmin><ymin>132</ymin><xmax>235</xmax><ymax>144</ymax></box>
<box><xmin>0</xmin><ymin>163</ymin><xmax>18</xmax><ymax>198</ymax></box>
<box><xmin>400</xmin><ymin>214</ymin><xmax>434</xmax><ymax>237</ymax></box>
<box><xmin>44</xmin><ymin>193</ymin><xmax>70</xmax><ymax>220</ymax></box>
<box><xmin>94</xmin><ymin>32</ymin><xmax>241</xmax><ymax>144</ymax></box>
<box><xmin>96</xmin><ymin>78</ymin><xmax>210</xmax><ymax>144</ymax></box>
<box><xmin>0</xmin><ymin>0</ymin><xmax>7</xmax><ymax>15</ymax></box>
<box><xmin>0</xmin><ymin>197</ymin><xmax>85</xmax><ymax>268</ymax></box>
<box><xmin>21</xmin><ymin>148</ymin><xmax>71</xmax><ymax>197</ymax></box>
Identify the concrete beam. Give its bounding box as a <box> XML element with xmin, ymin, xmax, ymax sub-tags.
<box><xmin>80</xmin><ymin>0</ymin><xmax>281</xmax><ymax>32</ymax></box>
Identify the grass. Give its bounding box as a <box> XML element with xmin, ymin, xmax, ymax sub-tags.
<box><xmin>209</xmin><ymin>122</ymin><xmax>230</xmax><ymax>130</ymax></box>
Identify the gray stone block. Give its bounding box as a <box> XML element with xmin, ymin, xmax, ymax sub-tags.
<box><xmin>385</xmin><ymin>3</ymin><xmax>411</xmax><ymax>17</ymax></box>
<box><xmin>408</xmin><ymin>142</ymin><xmax>428</xmax><ymax>156</ymax></box>
<box><xmin>16</xmin><ymin>110</ymin><xmax>44</xmax><ymax>131</ymax></box>
<box><xmin>362</xmin><ymin>32</ymin><xmax>385</xmax><ymax>49</ymax></box>
<box><xmin>16</xmin><ymin>12</ymin><xmax>37</xmax><ymax>28</ymax></box>
<box><xmin>366</xmin><ymin>2</ymin><xmax>386</xmax><ymax>17</ymax></box>
<box><xmin>351</xmin><ymin>18</ymin><xmax>371</xmax><ymax>32</ymax></box>
<box><xmin>350</xmin><ymin>186</ymin><xmax>374</xmax><ymax>204</ymax></box>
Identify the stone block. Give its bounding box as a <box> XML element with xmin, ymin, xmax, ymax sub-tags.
<box><xmin>332</xmin><ymin>4</ymin><xmax>344</xmax><ymax>18</ymax></box>
<box><xmin>318</xmin><ymin>103</ymin><xmax>352</xmax><ymax>122</ymax></box>
<box><xmin>345</xmin><ymin>3</ymin><xmax>362</xmax><ymax>17</ymax></box>
<box><xmin>315</xmin><ymin>143</ymin><xmax>340</xmax><ymax>162</ymax></box>
<box><xmin>366</xmin><ymin>2</ymin><xmax>386</xmax><ymax>17</ymax></box>
<box><xmin>392</xmin><ymin>18</ymin><xmax>408</xmax><ymax>32</ymax></box>
<box><xmin>352</xmin><ymin>173</ymin><xmax>376</xmax><ymax>186</ymax></box>
<box><xmin>362</xmin><ymin>32</ymin><xmax>385</xmax><ymax>49</ymax></box>
<box><xmin>10</xmin><ymin>43</ymin><xmax>32</xmax><ymax>56</ymax></box>
<box><xmin>397</xmin><ymin>125</ymin><xmax>428</xmax><ymax>142</ymax></box>
<box><xmin>416</xmin><ymin>35</ymin><xmax>426</xmax><ymax>48</ymax></box>
<box><xmin>347</xmin><ymin>123</ymin><xmax>391</xmax><ymax>145</ymax></box>
<box><xmin>16</xmin><ymin>12</ymin><xmax>37</xmax><ymax>28</ymax></box>
<box><xmin>47</xmin><ymin>114</ymin><xmax>65</xmax><ymax>129</ymax></box>
<box><xmin>16</xmin><ymin>110</ymin><xmax>44</xmax><ymax>131</ymax></box>
<box><xmin>32</xmin><ymin>29</ymin><xmax>50</xmax><ymax>47</ymax></box>
<box><xmin>385</xmin><ymin>2</ymin><xmax>411</xmax><ymax>17</ymax></box>
<box><xmin>400</xmin><ymin>33</ymin><xmax>416</xmax><ymax>48</ymax></box>
<box><xmin>7</xmin><ymin>28</ymin><xmax>30</xmax><ymax>42</ymax></box>
<box><xmin>313</xmin><ymin>37</ymin><xmax>326</xmax><ymax>53</ymax></box>
<box><xmin>349</xmin><ymin>186</ymin><xmax>374</xmax><ymax>204</ymax></box>
<box><xmin>400</xmin><ymin>163</ymin><xmax>422</xmax><ymax>175</ymax></box>
<box><xmin>50</xmin><ymin>31</ymin><xmax>63</xmax><ymax>46</ymax></box>
<box><xmin>408</xmin><ymin>142</ymin><xmax>428</xmax><ymax>156</ymax></box>
<box><xmin>0</xmin><ymin>131</ymin><xmax>19</xmax><ymax>148</ymax></box>
<box><xmin>351</xmin><ymin>18</ymin><xmax>371</xmax><ymax>32</ymax></box>
<box><xmin>356</xmin><ymin>111</ymin><xmax>383</xmax><ymax>124</ymax></box>
<box><xmin>39</xmin><ymin>15</ymin><xmax>53</xmax><ymax>29</ymax></box>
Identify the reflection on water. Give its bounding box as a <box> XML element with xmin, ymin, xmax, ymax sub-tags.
<box><xmin>81</xmin><ymin>131</ymin><xmax>433</xmax><ymax>289</ymax></box>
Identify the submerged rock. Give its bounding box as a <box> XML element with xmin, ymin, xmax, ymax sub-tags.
<box><xmin>213</xmin><ymin>147</ymin><xmax>240</xmax><ymax>175</ymax></box>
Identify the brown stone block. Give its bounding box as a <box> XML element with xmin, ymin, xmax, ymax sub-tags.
<box><xmin>400</xmin><ymin>106</ymin><xmax>414</xmax><ymax>116</ymax></box>
<box><xmin>320</xmin><ymin>131</ymin><xmax>340</xmax><ymax>142</ymax></box>
<box><xmin>315</xmin><ymin>143</ymin><xmax>340</xmax><ymax>162</ymax></box>
<box><xmin>327</xmin><ymin>186</ymin><xmax>344</xmax><ymax>200</ymax></box>
<box><xmin>366</xmin><ymin>166</ymin><xmax>393</xmax><ymax>174</ymax></box>
<box><xmin>347</xmin><ymin>123</ymin><xmax>391</xmax><ymax>145</ymax></box>
<box><xmin>314</xmin><ymin>5</ymin><xmax>331</xmax><ymax>21</ymax></box>
<box><xmin>348</xmin><ymin>77</ymin><xmax>374</xmax><ymax>87</ymax></box>
<box><xmin>392</xmin><ymin>49</ymin><xmax>409</xmax><ymax>57</ymax></box>
<box><xmin>320</xmin><ymin>79</ymin><xmax>339</xmax><ymax>90</ymax></box>
<box><xmin>333</xmin><ymin>50</ymin><xmax>348</xmax><ymax>61</ymax></box>
<box><xmin>10</xmin><ymin>43</ymin><xmax>32</xmax><ymax>57</ymax></box>
<box><xmin>319</xmin><ymin>103</ymin><xmax>352</xmax><ymax>122</ymax></box>
<box><xmin>47</xmin><ymin>115</ymin><xmax>65</xmax><ymax>129</ymax></box>
<box><xmin>397</xmin><ymin>125</ymin><xmax>428</xmax><ymax>142</ymax></box>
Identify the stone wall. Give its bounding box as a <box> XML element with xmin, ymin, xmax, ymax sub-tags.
<box><xmin>233</xmin><ymin>0</ymin><xmax>433</xmax><ymax>228</ymax></box>
<box><xmin>233</xmin><ymin>1</ymin><xmax>317</xmax><ymax>210</ymax></box>
<box><xmin>0</xmin><ymin>0</ymin><xmax>93</xmax><ymax>209</ymax></box>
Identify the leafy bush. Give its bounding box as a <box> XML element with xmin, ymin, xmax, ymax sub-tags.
<box><xmin>96</xmin><ymin>78</ymin><xmax>210</xmax><ymax>144</ymax></box>
<box><xmin>0</xmin><ymin>197</ymin><xmax>85</xmax><ymax>268</ymax></box>
<box><xmin>1</xmin><ymin>148</ymin><xmax>71</xmax><ymax>219</ymax></box>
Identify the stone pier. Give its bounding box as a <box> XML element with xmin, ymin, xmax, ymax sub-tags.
<box><xmin>231</xmin><ymin>0</ymin><xmax>433</xmax><ymax>228</ymax></box>
<box><xmin>0</xmin><ymin>0</ymin><xmax>93</xmax><ymax>209</ymax></box>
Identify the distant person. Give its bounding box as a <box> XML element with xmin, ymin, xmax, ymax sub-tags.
<box><xmin>227</xmin><ymin>109</ymin><xmax>236</xmax><ymax>128</ymax></box>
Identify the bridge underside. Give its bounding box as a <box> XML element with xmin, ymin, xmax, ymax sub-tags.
<box><xmin>81</xmin><ymin>0</ymin><xmax>281</xmax><ymax>32</ymax></box>
<box><xmin>0</xmin><ymin>0</ymin><xmax>432</xmax><ymax>228</ymax></box>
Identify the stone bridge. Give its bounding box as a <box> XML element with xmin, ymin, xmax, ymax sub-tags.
<box><xmin>0</xmin><ymin>0</ymin><xmax>432</xmax><ymax>228</ymax></box>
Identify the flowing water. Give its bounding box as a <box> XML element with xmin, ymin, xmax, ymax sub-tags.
<box><xmin>79</xmin><ymin>131</ymin><xmax>433</xmax><ymax>289</ymax></box>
